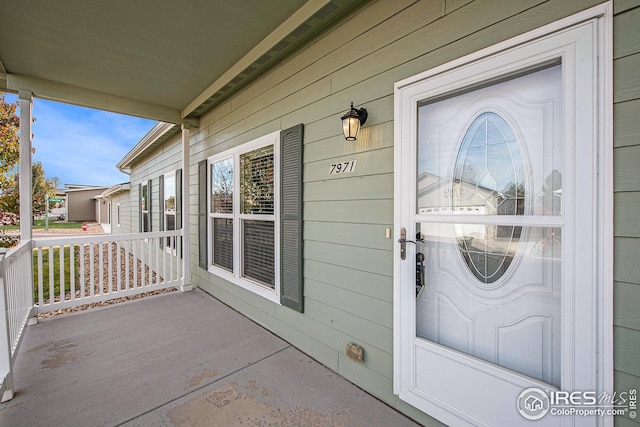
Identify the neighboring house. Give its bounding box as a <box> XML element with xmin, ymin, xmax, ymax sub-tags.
<box><xmin>3</xmin><ymin>1</ymin><xmax>638</xmax><ymax>426</ymax></box>
<box><xmin>64</xmin><ymin>184</ymin><xmax>109</xmax><ymax>222</ymax></box>
<box><xmin>102</xmin><ymin>183</ymin><xmax>131</xmax><ymax>234</ymax></box>
<box><xmin>94</xmin><ymin>195</ymin><xmax>109</xmax><ymax>225</ymax></box>
<box><xmin>117</xmin><ymin>124</ymin><xmax>183</xmax><ymax>238</ymax></box>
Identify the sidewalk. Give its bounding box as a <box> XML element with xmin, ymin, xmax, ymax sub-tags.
<box><xmin>3</xmin><ymin>222</ymin><xmax>107</xmax><ymax>239</ymax></box>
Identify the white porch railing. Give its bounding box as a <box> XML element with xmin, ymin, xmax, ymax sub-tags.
<box><xmin>0</xmin><ymin>240</ymin><xmax>35</xmax><ymax>402</ymax></box>
<box><xmin>32</xmin><ymin>230</ymin><xmax>183</xmax><ymax>314</ymax></box>
<box><xmin>0</xmin><ymin>229</ymin><xmax>183</xmax><ymax>402</ymax></box>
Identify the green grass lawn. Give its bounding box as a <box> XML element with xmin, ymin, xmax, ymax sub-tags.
<box><xmin>1</xmin><ymin>219</ymin><xmax>83</xmax><ymax>231</ymax></box>
<box><xmin>33</xmin><ymin>245</ymin><xmax>80</xmax><ymax>302</ymax></box>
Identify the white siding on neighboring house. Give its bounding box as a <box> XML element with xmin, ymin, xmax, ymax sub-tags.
<box><xmin>110</xmin><ymin>191</ymin><xmax>133</xmax><ymax>234</ymax></box>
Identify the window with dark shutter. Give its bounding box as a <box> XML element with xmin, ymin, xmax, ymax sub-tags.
<box><xmin>205</xmin><ymin>130</ymin><xmax>288</xmax><ymax>304</ymax></box>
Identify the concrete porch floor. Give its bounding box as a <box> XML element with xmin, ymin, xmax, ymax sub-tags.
<box><xmin>0</xmin><ymin>290</ymin><xmax>421</xmax><ymax>427</ymax></box>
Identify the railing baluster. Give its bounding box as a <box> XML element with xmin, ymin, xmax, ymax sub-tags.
<box><xmin>162</xmin><ymin>237</ymin><xmax>171</xmax><ymax>283</ymax></box>
<box><xmin>89</xmin><ymin>243</ymin><xmax>95</xmax><ymax>297</ymax></box>
<box><xmin>148</xmin><ymin>238</ymin><xmax>152</xmax><ymax>287</ymax></box>
<box><xmin>171</xmin><ymin>237</ymin><xmax>176</xmax><ymax>282</ymax></box>
<box><xmin>125</xmin><ymin>240</ymin><xmax>130</xmax><ymax>291</ymax></box>
<box><xmin>116</xmin><ymin>241</ymin><xmax>121</xmax><ymax>293</ymax></box>
<box><xmin>177</xmin><ymin>236</ymin><xmax>182</xmax><ymax>280</ymax></box>
<box><xmin>107</xmin><ymin>242</ymin><xmax>112</xmax><ymax>293</ymax></box>
<box><xmin>37</xmin><ymin>248</ymin><xmax>43</xmax><ymax>308</ymax></box>
<box><xmin>79</xmin><ymin>244</ymin><xmax>85</xmax><ymax>299</ymax></box>
<box><xmin>70</xmin><ymin>244</ymin><xmax>75</xmax><ymax>302</ymax></box>
<box><xmin>99</xmin><ymin>242</ymin><xmax>104</xmax><ymax>296</ymax></box>
<box><xmin>48</xmin><ymin>246</ymin><xmax>54</xmax><ymax>305</ymax></box>
<box><xmin>133</xmin><ymin>239</ymin><xmax>138</xmax><ymax>288</ymax></box>
<box><xmin>156</xmin><ymin>238</ymin><xmax>160</xmax><ymax>285</ymax></box>
<box><xmin>60</xmin><ymin>245</ymin><xmax>66</xmax><ymax>302</ymax></box>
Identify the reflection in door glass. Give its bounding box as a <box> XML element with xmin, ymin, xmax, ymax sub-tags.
<box><xmin>416</xmin><ymin>65</ymin><xmax>563</xmax><ymax>216</ymax></box>
<box><xmin>453</xmin><ymin>112</ymin><xmax>524</xmax><ymax>216</ymax></box>
<box><xmin>416</xmin><ymin>223</ymin><xmax>562</xmax><ymax>386</ymax></box>
<box><xmin>457</xmin><ymin>223</ymin><xmax>519</xmax><ymax>284</ymax></box>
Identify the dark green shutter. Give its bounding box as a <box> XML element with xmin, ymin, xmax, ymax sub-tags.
<box><xmin>148</xmin><ymin>179</ymin><xmax>153</xmax><ymax>231</ymax></box>
<box><xmin>280</xmin><ymin>124</ymin><xmax>304</xmax><ymax>312</ymax></box>
<box><xmin>198</xmin><ymin>160</ymin><xmax>208</xmax><ymax>269</ymax></box>
<box><xmin>176</xmin><ymin>169</ymin><xmax>183</xmax><ymax>258</ymax></box>
<box><xmin>138</xmin><ymin>183</ymin><xmax>143</xmax><ymax>232</ymax></box>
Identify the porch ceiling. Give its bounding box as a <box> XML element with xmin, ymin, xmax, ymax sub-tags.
<box><xmin>0</xmin><ymin>0</ymin><xmax>361</xmax><ymax>123</ymax></box>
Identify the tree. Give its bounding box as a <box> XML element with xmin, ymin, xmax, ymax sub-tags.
<box><xmin>0</xmin><ymin>93</ymin><xmax>20</xmax><ymax>183</ymax></box>
<box><xmin>0</xmin><ymin>94</ymin><xmax>20</xmax><ymax>246</ymax></box>
<box><xmin>0</xmin><ymin>94</ymin><xmax>54</xmax><ymax>222</ymax></box>
<box><xmin>49</xmin><ymin>176</ymin><xmax>62</xmax><ymax>190</ymax></box>
<box><xmin>0</xmin><ymin>162</ymin><xmax>56</xmax><ymax>216</ymax></box>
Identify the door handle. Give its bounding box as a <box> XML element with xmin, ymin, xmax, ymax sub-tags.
<box><xmin>398</xmin><ymin>227</ymin><xmax>425</xmax><ymax>260</ymax></box>
<box><xmin>399</xmin><ymin>228</ymin><xmax>407</xmax><ymax>260</ymax></box>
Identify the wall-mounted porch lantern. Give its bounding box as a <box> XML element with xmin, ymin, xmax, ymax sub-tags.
<box><xmin>341</xmin><ymin>102</ymin><xmax>367</xmax><ymax>141</ymax></box>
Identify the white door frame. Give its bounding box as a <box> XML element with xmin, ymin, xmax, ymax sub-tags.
<box><xmin>393</xmin><ymin>3</ymin><xmax>613</xmax><ymax>426</ymax></box>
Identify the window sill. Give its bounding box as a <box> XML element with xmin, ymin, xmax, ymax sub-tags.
<box><xmin>208</xmin><ymin>266</ymin><xmax>280</xmax><ymax>304</ymax></box>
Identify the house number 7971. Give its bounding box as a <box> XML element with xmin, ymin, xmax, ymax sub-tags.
<box><xmin>329</xmin><ymin>160</ymin><xmax>357</xmax><ymax>175</ymax></box>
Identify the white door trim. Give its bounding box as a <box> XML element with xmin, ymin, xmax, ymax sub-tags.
<box><xmin>393</xmin><ymin>3</ymin><xmax>613</xmax><ymax>426</ymax></box>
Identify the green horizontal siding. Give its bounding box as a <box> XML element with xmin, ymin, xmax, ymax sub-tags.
<box><xmin>613</xmin><ymin>2</ymin><xmax>640</xmax><ymax>426</ymax></box>
<box><xmin>180</xmin><ymin>0</ymin><xmax>637</xmax><ymax>425</ymax></box>
<box><xmin>304</xmin><ymin>259</ymin><xmax>392</xmax><ymax>301</ymax></box>
<box><xmin>614</xmin><ymin>326</ymin><xmax>640</xmax><ymax>377</ymax></box>
<box><xmin>304</xmin><ymin>173</ymin><xmax>393</xmax><ymax>202</ymax></box>
<box><xmin>614</xmin><ymin>100</ymin><xmax>640</xmax><ymax>148</ymax></box>
<box><xmin>305</xmin><ymin>199</ymin><xmax>393</xmax><ymax>224</ymax></box>
<box><xmin>614</xmin><ymin>282</ymin><xmax>640</xmax><ymax>330</ymax></box>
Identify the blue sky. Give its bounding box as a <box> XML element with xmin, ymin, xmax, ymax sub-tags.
<box><xmin>5</xmin><ymin>93</ymin><xmax>156</xmax><ymax>187</ymax></box>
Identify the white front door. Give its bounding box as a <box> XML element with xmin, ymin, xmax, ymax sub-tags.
<box><xmin>394</xmin><ymin>8</ymin><xmax>610</xmax><ymax>427</ymax></box>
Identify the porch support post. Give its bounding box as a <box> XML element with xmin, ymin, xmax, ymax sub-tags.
<box><xmin>18</xmin><ymin>91</ymin><xmax>33</xmax><ymax>241</ymax></box>
<box><xmin>180</xmin><ymin>123</ymin><xmax>192</xmax><ymax>292</ymax></box>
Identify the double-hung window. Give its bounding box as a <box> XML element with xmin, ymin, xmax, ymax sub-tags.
<box><xmin>208</xmin><ymin>131</ymin><xmax>280</xmax><ymax>302</ymax></box>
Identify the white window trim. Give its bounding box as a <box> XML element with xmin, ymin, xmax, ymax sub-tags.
<box><xmin>207</xmin><ymin>130</ymin><xmax>281</xmax><ymax>303</ymax></box>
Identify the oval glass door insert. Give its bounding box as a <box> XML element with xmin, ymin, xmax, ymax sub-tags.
<box><xmin>453</xmin><ymin>111</ymin><xmax>525</xmax><ymax>284</ymax></box>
